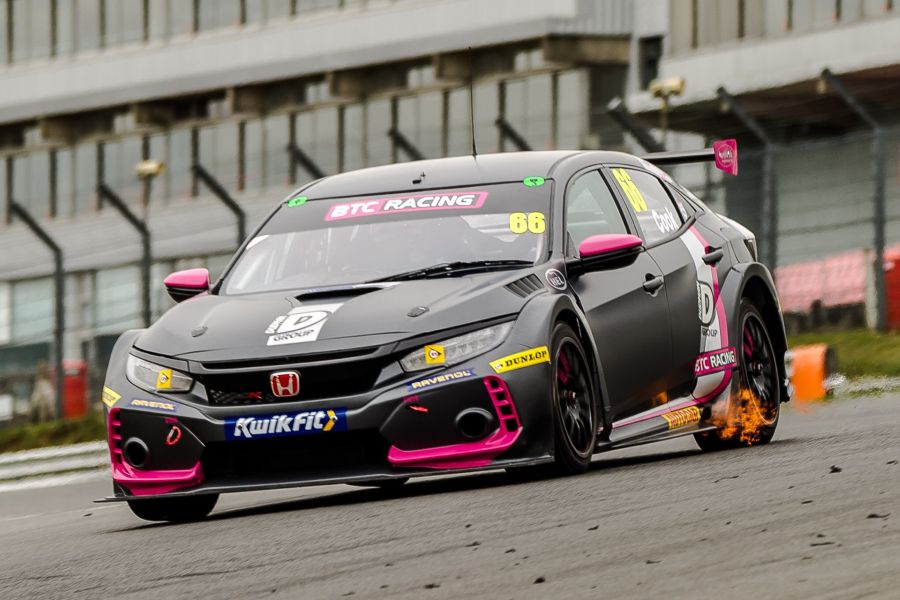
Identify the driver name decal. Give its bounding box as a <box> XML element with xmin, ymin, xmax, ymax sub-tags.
<box><xmin>325</xmin><ymin>191</ymin><xmax>488</xmax><ymax>221</ymax></box>
<box><xmin>265</xmin><ymin>303</ymin><xmax>343</xmax><ymax>346</ymax></box>
<box><xmin>694</xmin><ymin>347</ymin><xmax>737</xmax><ymax>377</ymax></box>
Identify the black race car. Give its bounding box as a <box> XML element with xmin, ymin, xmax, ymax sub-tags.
<box><xmin>100</xmin><ymin>141</ymin><xmax>790</xmax><ymax>521</ymax></box>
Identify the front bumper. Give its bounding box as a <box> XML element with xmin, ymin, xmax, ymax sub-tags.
<box><xmin>101</xmin><ymin>343</ymin><xmax>554</xmax><ymax>501</ymax></box>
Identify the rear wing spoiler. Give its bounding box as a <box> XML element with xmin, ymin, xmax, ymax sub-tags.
<box><xmin>641</xmin><ymin>139</ymin><xmax>738</xmax><ymax>176</ymax></box>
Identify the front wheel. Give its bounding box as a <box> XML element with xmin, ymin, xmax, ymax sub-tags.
<box><xmin>548</xmin><ymin>323</ymin><xmax>598</xmax><ymax>474</ymax></box>
<box><xmin>127</xmin><ymin>494</ymin><xmax>219</xmax><ymax>523</ymax></box>
<box><xmin>695</xmin><ymin>299</ymin><xmax>781</xmax><ymax>451</ymax></box>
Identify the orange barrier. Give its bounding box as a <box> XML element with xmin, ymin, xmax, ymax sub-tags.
<box><xmin>788</xmin><ymin>344</ymin><xmax>834</xmax><ymax>403</ymax></box>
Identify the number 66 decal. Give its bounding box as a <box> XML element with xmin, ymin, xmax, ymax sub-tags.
<box><xmin>509</xmin><ymin>212</ymin><xmax>546</xmax><ymax>234</ymax></box>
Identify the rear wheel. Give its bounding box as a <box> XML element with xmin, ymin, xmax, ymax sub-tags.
<box><xmin>127</xmin><ymin>494</ymin><xmax>219</xmax><ymax>523</ymax></box>
<box><xmin>695</xmin><ymin>300</ymin><xmax>780</xmax><ymax>451</ymax></box>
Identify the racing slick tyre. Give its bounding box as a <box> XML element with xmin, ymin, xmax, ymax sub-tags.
<box><xmin>695</xmin><ymin>299</ymin><xmax>780</xmax><ymax>451</ymax></box>
<box><xmin>126</xmin><ymin>494</ymin><xmax>219</xmax><ymax>523</ymax></box>
<box><xmin>547</xmin><ymin>322</ymin><xmax>598</xmax><ymax>474</ymax></box>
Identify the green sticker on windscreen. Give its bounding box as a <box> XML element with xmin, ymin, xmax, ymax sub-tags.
<box><xmin>287</xmin><ymin>196</ymin><xmax>308</xmax><ymax>207</ymax></box>
<box><xmin>523</xmin><ymin>177</ymin><xmax>545</xmax><ymax>188</ymax></box>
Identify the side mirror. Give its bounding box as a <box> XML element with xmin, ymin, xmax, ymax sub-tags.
<box><xmin>567</xmin><ymin>234</ymin><xmax>644</xmax><ymax>276</ymax></box>
<box><xmin>164</xmin><ymin>268</ymin><xmax>210</xmax><ymax>303</ymax></box>
<box><xmin>578</xmin><ymin>234</ymin><xmax>644</xmax><ymax>259</ymax></box>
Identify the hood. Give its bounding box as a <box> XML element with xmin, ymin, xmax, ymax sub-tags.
<box><xmin>135</xmin><ymin>271</ymin><xmax>542</xmax><ymax>362</ymax></box>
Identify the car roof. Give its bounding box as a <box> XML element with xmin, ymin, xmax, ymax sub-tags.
<box><xmin>300</xmin><ymin>150</ymin><xmax>643</xmax><ymax>199</ymax></box>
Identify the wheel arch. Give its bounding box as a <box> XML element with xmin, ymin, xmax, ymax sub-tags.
<box><xmin>721</xmin><ymin>263</ymin><xmax>790</xmax><ymax>402</ymax></box>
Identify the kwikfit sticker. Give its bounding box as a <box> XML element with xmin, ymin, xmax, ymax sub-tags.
<box><xmin>265</xmin><ymin>303</ymin><xmax>342</xmax><ymax>346</ymax></box>
<box><xmin>325</xmin><ymin>192</ymin><xmax>488</xmax><ymax>221</ymax></box>
<box><xmin>694</xmin><ymin>347</ymin><xmax>737</xmax><ymax>377</ymax></box>
<box><xmin>225</xmin><ymin>409</ymin><xmax>347</xmax><ymax>440</ymax></box>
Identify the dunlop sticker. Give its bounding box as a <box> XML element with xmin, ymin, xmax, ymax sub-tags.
<box><xmin>662</xmin><ymin>406</ymin><xmax>701</xmax><ymax>429</ymax></box>
<box><xmin>490</xmin><ymin>346</ymin><xmax>550</xmax><ymax>374</ymax></box>
<box><xmin>101</xmin><ymin>386</ymin><xmax>121</xmax><ymax>409</ymax></box>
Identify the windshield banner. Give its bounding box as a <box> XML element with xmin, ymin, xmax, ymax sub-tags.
<box><xmin>325</xmin><ymin>191</ymin><xmax>488</xmax><ymax>221</ymax></box>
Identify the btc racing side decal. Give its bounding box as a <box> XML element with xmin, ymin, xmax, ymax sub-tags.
<box><xmin>408</xmin><ymin>369</ymin><xmax>476</xmax><ymax>392</ymax></box>
<box><xmin>682</xmin><ymin>227</ymin><xmax>731</xmax><ymax>402</ymax></box>
<box><xmin>694</xmin><ymin>347</ymin><xmax>737</xmax><ymax>377</ymax></box>
<box><xmin>662</xmin><ymin>406</ymin><xmax>701</xmax><ymax>429</ymax></box>
<box><xmin>325</xmin><ymin>191</ymin><xmax>488</xmax><ymax>221</ymax></box>
<box><xmin>265</xmin><ymin>303</ymin><xmax>342</xmax><ymax>346</ymax></box>
<box><xmin>490</xmin><ymin>346</ymin><xmax>550</xmax><ymax>374</ymax></box>
<box><xmin>226</xmin><ymin>409</ymin><xmax>347</xmax><ymax>440</ymax></box>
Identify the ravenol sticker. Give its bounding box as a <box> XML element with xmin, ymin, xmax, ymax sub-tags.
<box><xmin>490</xmin><ymin>346</ymin><xmax>550</xmax><ymax>374</ymax></box>
<box><xmin>694</xmin><ymin>347</ymin><xmax>737</xmax><ymax>377</ymax></box>
<box><xmin>407</xmin><ymin>369</ymin><xmax>476</xmax><ymax>392</ymax></box>
<box><xmin>523</xmin><ymin>176</ymin><xmax>545</xmax><ymax>187</ymax></box>
<box><xmin>662</xmin><ymin>406</ymin><xmax>701</xmax><ymax>429</ymax></box>
<box><xmin>101</xmin><ymin>386</ymin><xmax>121</xmax><ymax>409</ymax></box>
<box><xmin>129</xmin><ymin>398</ymin><xmax>177</xmax><ymax>413</ymax></box>
<box><xmin>325</xmin><ymin>191</ymin><xmax>488</xmax><ymax>221</ymax></box>
<box><xmin>225</xmin><ymin>409</ymin><xmax>347</xmax><ymax>440</ymax></box>
<box><xmin>287</xmin><ymin>195</ymin><xmax>308</xmax><ymax>207</ymax></box>
<box><xmin>265</xmin><ymin>303</ymin><xmax>342</xmax><ymax>346</ymax></box>
<box><xmin>424</xmin><ymin>345</ymin><xmax>446</xmax><ymax>365</ymax></box>
<box><xmin>156</xmin><ymin>368</ymin><xmax>173</xmax><ymax>390</ymax></box>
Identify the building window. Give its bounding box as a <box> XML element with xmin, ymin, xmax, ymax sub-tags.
<box><xmin>102</xmin><ymin>137</ymin><xmax>144</xmax><ymax>208</ymax></box>
<box><xmin>76</xmin><ymin>0</ymin><xmax>102</xmax><ymax>52</ymax></box>
<box><xmin>504</xmin><ymin>74</ymin><xmax>553</xmax><ymax>151</ymax></box>
<box><xmin>364</xmin><ymin>98</ymin><xmax>392</xmax><ymax>168</ymax></box>
<box><xmin>638</xmin><ymin>36</ymin><xmax>663</xmax><ymax>90</ymax></box>
<box><xmin>168</xmin><ymin>0</ymin><xmax>195</xmax><ymax>37</ymax></box>
<box><xmin>73</xmin><ymin>141</ymin><xmax>97</xmax><ymax>214</ymax></box>
<box><xmin>11</xmin><ymin>0</ymin><xmax>52</xmax><ymax>62</ymax></box>
<box><xmin>295</xmin><ymin>106</ymin><xmax>339</xmax><ymax>182</ymax></box>
<box><xmin>169</xmin><ymin>127</ymin><xmax>193</xmax><ymax>200</ymax></box>
<box><xmin>446</xmin><ymin>88</ymin><xmax>470</xmax><ymax>158</ymax></box>
<box><xmin>240</xmin><ymin>119</ymin><xmax>263</xmax><ymax>192</ymax></box>
<box><xmin>55</xmin><ymin>148</ymin><xmax>74</xmax><ymax>217</ymax></box>
<box><xmin>264</xmin><ymin>114</ymin><xmax>291</xmax><ymax>189</ymax></box>
<box><xmin>12</xmin><ymin>152</ymin><xmax>52</xmax><ymax>218</ymax></box>
<box><xmin>0</xmin><ymin>282</ymin><xmax>10</xmax><ymax>345</ymax></box>
<box><xmin>556</xmin><ymin>70</ymin><xmax>586</xmax><ymax>150</ymax></box>
<box><xmin>95</xmin><ymin>266</ymin><xmax>141</xmax><ymax>334</ymax></box>
<box><xmin>105</xmin><ymin>0</ymin><xmax>145</xmax><ymax>46</ymax></box>
<box><xmin>397</xmin><ymin>91</ymin><xmax>443</xmax><ymax>161</ymax></box>
<box><xmin>12</xmin><ymin>278</ymin><xmax>53</xmax><ymax>342</ymax></box>
<box><xmin>197</xmin><ymin>122</ymin><xmax>240</xmax><ymax>191</ymax></box>
<box><xmin>342</xmin><ymin>103</ymin><xmax>364</xmax><ymax>172</ymax></box>
<box><xmin>198</xmin><ymin>0</ymin><xmax>241</xmax><ymax>31</ymax></box>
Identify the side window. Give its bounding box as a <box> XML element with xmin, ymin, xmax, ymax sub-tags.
<box><xmin>610</xmin><ymin>168</ymin><xmax>684</xmax><ymax>245</ymax></box>
<box><xmin>565</xmin><ymin>171</ymin><xmax>628</xmax><ymax>256</ymax></box>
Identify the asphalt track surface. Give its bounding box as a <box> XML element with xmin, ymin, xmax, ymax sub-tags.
<box><xmin>3</xmin><ymin>394</ymin><xmax>900</xmax><ymax>600</ymax></box>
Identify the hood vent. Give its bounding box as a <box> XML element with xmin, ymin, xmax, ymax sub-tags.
<box><xmin>295</xmin><ymin>284</ymin><xmax>388</xmax><ymax>303</ymax></box>
<box><xmin>505</xmin><ymin>274</ymin><xmax>543</xmax><ymax>298</ymax></box>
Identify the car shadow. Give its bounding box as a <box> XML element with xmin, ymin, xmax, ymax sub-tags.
<box><xmin>111</xmin><ymin>445</ymin><xmax>720</xmax><ymax>531</ymax></box>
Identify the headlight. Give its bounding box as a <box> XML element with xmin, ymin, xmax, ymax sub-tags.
<box><xmin>125</xmin><ymin>355</ymin><xmax>193</xmax><ymax>393</ymax></box>
<box><xmin>400</xmin><ymin>322</ymin><xmax>514</xmax><ymax>372</ymax></box>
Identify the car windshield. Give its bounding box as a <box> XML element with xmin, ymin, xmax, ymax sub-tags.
<box><xmin>222</xmin><ymin>182</ymin><xmax>552</xmax><ymax>294</ymax></box>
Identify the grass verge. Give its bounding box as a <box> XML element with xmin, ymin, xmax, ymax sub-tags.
<box><xmin>788</xmin><ymin>329</ymin><xmax>900</xmax><ymax>378</ymax></box>
<box><xmin>0</xmin><ymin>415</ymin><xmax>106</xmax><ymax>455</ymax></box>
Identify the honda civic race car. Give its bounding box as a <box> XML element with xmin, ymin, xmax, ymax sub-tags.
<box><xmin>100</xmin><ymin>141</ymin><xmax>790</xmax><ymax>521</ymax></box>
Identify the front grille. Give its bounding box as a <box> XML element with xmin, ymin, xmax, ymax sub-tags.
<box><xmin>200</xmin><ymin>346</ymin><xmax>379</xmax><ymax>371</ymax></box>
<box><xmin>202</xmin><ymin>430</ymin><xmax>390</xmax><ymax>479</ymax></box>
<box><xmin>200</xmin><ymin>357</ymin><xmax>387</xmax><ymax>406</ymax></box>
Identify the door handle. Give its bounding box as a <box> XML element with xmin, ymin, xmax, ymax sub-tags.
<box><xmin>642</xmin><ymin>275</ymin><xmax>664</xmax><ymax>293</ymax></box>
<box><xmin>702</xmin><ymin>247</ymin><xmax>725</xmax><ymax>265</ymax></box>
